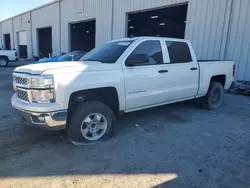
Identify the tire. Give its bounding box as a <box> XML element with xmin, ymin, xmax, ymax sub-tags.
<box><xmin>202</xmin><ymin>81</ymin><xmax>224</xmax><ymax>110</ymax></box>
<box><xmin>66</xmin><ymin>101</ymin><xmax>116</xmax><ymax>146</ymax></box>
<box><xmin>0</xmin><ymin>57</ymin><xmax>9</xmax><ymax>67</ymax></box>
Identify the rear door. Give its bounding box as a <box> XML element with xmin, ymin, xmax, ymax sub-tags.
<box><xmin>122</xmin><ymin>39</ymin><xmax>171</xmax><ymax>110</ymax></box>
<box><xmin>163</xmin><ymin>40</ymin><xmax>199</xmax><ymax>101</ymax></box>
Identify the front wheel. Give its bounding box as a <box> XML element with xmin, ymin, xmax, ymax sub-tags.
<box><xmin>0</xmin><ymin>57</ymin><xmax>8</xmax><ymax>67</ymax></box>
<box><xmin>201</xmin><ymin>82</ymin><xmax>224</xmax><ymax>110</ymax></box>
<box><xmin>67</xmin><ymin>101</ymin><xmax>116</xmax><ymax>145</ymax></box>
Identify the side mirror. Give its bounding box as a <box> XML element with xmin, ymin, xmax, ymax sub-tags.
<box><xmin>126</xmin><ymin>54</ymin><xmax>149</xmax><ymax>66</ymax></box>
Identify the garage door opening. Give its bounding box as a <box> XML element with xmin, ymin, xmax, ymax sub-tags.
<box><xmin>37</xmin><ymin>27</ymin><xmax>52</xmax><ymax>58</ymax></box>
<box><xmin>127</xmin><ymin>4</ymin><xmax>188</xmax><ymax>39</ymax></box>
<box><xmin>18</xmin><ymin>31</ymin><xmax>27</xmax><ymax>59</ymax></box>
<box><xmin>70</xmin><ymin>20</ymin><xmax>96</xmax><ymax>52</ymax></box>
<box><xmin>4</xmin><ymin>34</ymin><xmax>11</xmax><ymax>50</ymax></box>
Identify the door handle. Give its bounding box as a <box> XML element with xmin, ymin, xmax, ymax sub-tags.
<box><xmin>190</xmin><ymin>67</ymin><xmax>198</xmax><ymax>71</ymax></box>
<box><xmin>158</xmin><ymin>70</ymin><xmax>168</xmax><ymax>73</ymax></box>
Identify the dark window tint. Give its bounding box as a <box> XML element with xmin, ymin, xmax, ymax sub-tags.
<box><xmin>81</xmin><ymin>40</ymin><xmax>134</xmax><ymax>63</ymax></box>
<box><xmin>127</xmin><ymin>41</ymin><xmax>163</xmax><ymax>66</ymax></box>
<box><xmin>166</xmin><ymin>41</ymin><xmax>192</xmax><ymax>63</ymax></box>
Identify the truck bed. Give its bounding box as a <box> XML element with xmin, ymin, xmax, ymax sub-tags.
<box><xmin>197</xmin><ymin>60</ymin><xmax>234</xmax><ymax>97</ymax></box>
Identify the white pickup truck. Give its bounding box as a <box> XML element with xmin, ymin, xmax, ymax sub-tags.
<box><xmin>0</xmin><ymin>49</ymin><xmax>19</xmax><ymax>67</ymax></box>
<box><xmin>12</xmin><ymin>37</ymin><xmax>235</xmax><ymax>145</ymax></box>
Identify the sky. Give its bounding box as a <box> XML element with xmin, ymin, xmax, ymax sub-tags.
<box><xmin>0</xmin><ymin>0</ymin><xmax>53</xmax><ymax>21</ymax></box>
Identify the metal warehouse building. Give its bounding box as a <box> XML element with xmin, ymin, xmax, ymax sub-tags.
<box><xmin>0</xmin><ymin>0</ymin><xmax>250</xmax><ymax>80</ymax></box>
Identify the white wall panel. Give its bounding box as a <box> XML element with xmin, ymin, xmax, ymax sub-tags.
<box><xmin>31</xmin><ymin>2</ymin><xmax>60</xmax><ymax>56</ymax></box>
<box><xmin>1</xmin><ymin>19</ymin><xmax>13</xmax><ymax>49</ymax></box>
<box><xmin>13</xmin><ymin>12</ymin><xmax>32</xmax><ymax>59</ymax></box>
<box><xmin>18</xmin><ymin>31</ymin><xmax>27</xmax><ymax>45</ymax></box>
<box><xmin>225</xmin><ymin>0</ymin><xmax>250</xmax><ymax>80</ymax></box>
<box><xmin>75</xmin><ymin>0</ymin><xmax>84</xmax><ymax>13</ymax></box>
<box><xmin>60</xmin><ymin>0</ymin><xmax>113</xmax><ymax>53</ymax></box>
<box><xmin>186</xmin><ymin>0</ymin><xmax>232</xmax><ymax>60</ymax></box>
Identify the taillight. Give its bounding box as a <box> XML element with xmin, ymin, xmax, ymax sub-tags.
<box><xmin>233</xmin><ymin>64</ymin><xmax>236</xmax><ymax>77</ymax></box>
<box><xmin>15</xmin><ymin>51</ymin><xmax>18</xmax><ymax>57</ymax></box>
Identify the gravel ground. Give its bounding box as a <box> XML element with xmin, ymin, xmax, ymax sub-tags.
<box><xmin>0</xmin><ymin>64</ymin><xmax>250</xmax><ymax>188</ymax></box>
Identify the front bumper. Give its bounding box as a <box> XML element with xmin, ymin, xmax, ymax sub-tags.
<box><xmin>13</xmin><ymin>107</ymin><xmax>67</xmax><ymax>131</ymax></box>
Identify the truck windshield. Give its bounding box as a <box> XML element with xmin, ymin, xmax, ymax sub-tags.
<box><xmin>80</xmin><ymin>40</ymin><xmax>135</xmax><ymax>63</ymax></box>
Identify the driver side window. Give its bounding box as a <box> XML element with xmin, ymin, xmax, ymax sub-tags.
<box><xmin>126</xmin><ymin>40</ymin><xmax>163</xmax><ymax>66</ymax></box>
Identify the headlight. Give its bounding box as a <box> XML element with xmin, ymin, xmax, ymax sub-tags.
<box><xmin>30</xmin><ymin>89</ymin><xmax>55</xmax><ymax>103</ymax></box>
<box><xmin>30</xmin><ymin>75</ymin><xmax>54</xmax><ymax>89</ymax></box>
<box><xmin>29</xmin><ymin>75</ymin><xmax>55</xmax><ymax>103</ymax></box>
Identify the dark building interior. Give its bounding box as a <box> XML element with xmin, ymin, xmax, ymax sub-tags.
<box><xmin>38</xmin><ymin>27</ymin><xmax>52</xmax><ymax>58</ymax></box>
<box><xmin>70</xmin><ymin>20</ymin><xmax>96</xmax><ymax>53</ymax></box>
<box><xmin>4</xmin><ymin>34</ymin><xmax>11</xmax><ymax>50</ymax></box>
<box><xmin>127</xmin><ymin>4</ymin><xmax>188</xmax><ymax>39</ymax></box>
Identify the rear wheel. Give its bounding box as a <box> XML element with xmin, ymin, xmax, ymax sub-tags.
<box><xmin>202</xmin><ymin>82</ymin><xmax>224</xmax><ymax>110</ymax></box>
<box><xmin>0</xmin><ymin>57</ymin><xmax>8</xmax><ymax>67</ymax></box>
<box><xmin>67</xmin><ymin>101</ymin><xmax>115</xmax><ymax>145</ymax></box>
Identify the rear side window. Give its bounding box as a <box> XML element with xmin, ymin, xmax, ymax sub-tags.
<box><xmin>127</xmin><ymin>40</ymin><xmax>163</xmax><ymax>66</ymax></box>
<box><xmin>166</xmin><ymin>41</ymin><xmax>192</xmax><ymax>63</ymax></box>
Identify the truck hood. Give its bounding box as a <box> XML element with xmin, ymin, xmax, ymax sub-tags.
<box><xmin>14</xmin><ymin>61</ymin><xmax>117</xmax><ymax>75</ymax></box>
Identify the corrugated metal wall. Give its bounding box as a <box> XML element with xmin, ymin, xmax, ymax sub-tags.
<box><xmin>225</xmin><ymin>0</ymin><xmax>250</xmax><ymax>81</ymax></box>
<box><xmin>13</xmin><ymin>12</ymin><xmax>32</xmax><ymax>59</ymax></box>
<box><xmin>1</xmin><ymin>19</ymin><xmax>14</xmax><ymax>49</ymax></box>
<box><xmin>31</xmin><ymin>2</ymin><xmax>60</xmax><ymax>57</ymax></box>
<box><xmin>60</xmin><ymin>0</ymin><xmax>113</xmax><ymax>52</ymax></box>
<box><xmin>185</xmin><ymin>0</ymin><xmax>232</xmax><ymax>60</ymax></box>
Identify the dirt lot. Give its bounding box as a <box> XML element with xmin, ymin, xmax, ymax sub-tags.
<box><xmin>0</xmin><ymin>64</ymin><xmax>250</xmax><ymax>188</ymax></box>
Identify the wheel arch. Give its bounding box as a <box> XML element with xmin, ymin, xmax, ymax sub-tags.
<box><xmin>210</xmin><ymin>75</ymin><xmax>226</xmax><ymax>88</ymax></box>
<box><xmin>68</xmin><ymin>87</ymin><xmax>120</xmax><ymax>116</ymax></box>
<box><xmin>198</xmin><ymin>74</ymin><xmax>227</xmax><ymax>97</ymax></box>
<box><xmin>0</xmin><ymin>55</ymin><xmax>9</xmax><ymax>61</ymax></box>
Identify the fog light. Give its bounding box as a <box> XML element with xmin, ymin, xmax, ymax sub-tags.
<box><xmin>38</xmin><ymin>117</ymin><xmax>45</xmax><ymax>122</ymax></box>
<box><xmin>31</xmin><ymin>116</ymin><xmax>45</xmax><ymax>124</ymax></box>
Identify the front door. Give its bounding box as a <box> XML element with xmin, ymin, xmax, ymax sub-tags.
<box><xmin>122</xmin><ymin>40</ymin><xmax>170</xmax><ymax>110</ymax></box>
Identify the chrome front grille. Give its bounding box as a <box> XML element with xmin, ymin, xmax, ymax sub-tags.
<box><xmin>14</xmin><ymin>76</ymin><xmax>28</xmax><ymax>85</ymax></box>
<box><xmin>13</xmin><ymin>73</ymin><xmax>31</xmax><ymax>103</ymax></box>
<box><xmin>16</xmin><ymin>88</ymin><xmax>29</xmax><ymax>103</ymax></box>
<box><xmin>13</xmin><ymin>73</ymin><xmax>30</xmax><ymax>88</ymax></box>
